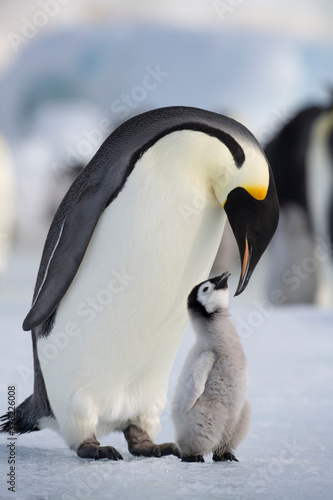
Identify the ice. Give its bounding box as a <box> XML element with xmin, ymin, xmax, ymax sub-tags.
<box><xmin>1</xmin><ymin>248</ymin><xmax>333</xmax><ymax>499</ymax></box>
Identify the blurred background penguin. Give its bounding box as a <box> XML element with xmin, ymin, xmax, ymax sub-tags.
<box><xmin>264</xmin><ymin>94</ymin><xmax>333</xmax><ymax>306</ymax></box>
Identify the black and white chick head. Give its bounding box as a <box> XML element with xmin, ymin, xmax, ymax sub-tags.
<box><xmin>187</xmin><ymin>271</ymin><xmax>231</xmax><ymax>318</ymax></box>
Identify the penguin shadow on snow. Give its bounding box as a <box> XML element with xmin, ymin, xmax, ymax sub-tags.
<box><xmin>172</xmin><ymin>271</ymin><xmax>250</xmax><ymax>463</ymax></box>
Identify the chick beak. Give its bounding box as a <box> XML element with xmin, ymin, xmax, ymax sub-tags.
<box><xmin>214</xmin><ymin>271</ymin><xmax>231</xmax><ymax>290</ymax></box>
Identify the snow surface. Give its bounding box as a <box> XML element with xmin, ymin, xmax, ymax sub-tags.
<box><xmin>0</xmin><ymin>247</ymin><xmax>333</xmax><ymax>500</ymax></box>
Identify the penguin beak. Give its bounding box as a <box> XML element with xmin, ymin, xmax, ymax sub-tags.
<box><xmin>214</xmin><ymin>271</ymin><xmax>231</xmax><ymax>290</ymax></box>
<box><xmin>234</xmin><ymin>235</ymin><xmax>252</xmax><ymax>296</ymax></box>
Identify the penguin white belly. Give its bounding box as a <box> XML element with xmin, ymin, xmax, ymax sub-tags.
<box><xmin>37</xmin><ymin>131</ymin><xmax>226</xmax><ymax>448</ymax></box>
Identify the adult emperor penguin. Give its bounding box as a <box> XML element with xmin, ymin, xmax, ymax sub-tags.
<box><xmin>172</xmin><ymin>272</ymin><xmax>250</xmax><ymax>462</ymax></box>
<box><xmin>265</xmin><ymin>99</ymin><xmax>333</xmax><ymax>305</ymax></box>
<box><xmin>0</xmin><ymin>106</ymin><xmax>278</xmax><ymax>460</ymax></box>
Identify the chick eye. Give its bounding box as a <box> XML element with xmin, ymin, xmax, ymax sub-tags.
<box><xmin>203</xmin><ymin>286</ymin><xmax>209</xmax><ymax>292</ymax></box>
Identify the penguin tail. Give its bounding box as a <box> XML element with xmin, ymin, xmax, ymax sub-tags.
<box><xmin>0</xmin><ymin>394</ymin><xmax>41</xmax><ymax>435</ymax></box>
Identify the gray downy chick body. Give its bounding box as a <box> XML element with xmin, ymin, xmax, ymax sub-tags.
<box><xmin>172</xmin><ymin>272</ymin><xmax>250</xmax><ymax>462</ymax></box>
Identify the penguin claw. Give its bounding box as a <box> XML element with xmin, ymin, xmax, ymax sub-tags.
<box><xmin>128</xmin><ymin>441</ymin><xmax>180</xmax><ymax>458</ymax></box>
<box><xmin>213</xmin><ymin>451</ymin><xmax>238</xmax><ymax>462</ymax></box>
<box><xmin>124</xmin><ymin>425</ymin><xmax>179</xmax><ymax>458</ymax></box>
<box><xmin>77</xmin><ymin>439</ymin><xmax>123</xmax><ymax>460</ymax></box>
<box><xmin>97</xmin><ymin>446</ymin><xmax>124</xmax><ymax>461</ymax></box>
<box><xmin>158</xmin><ymin>442</ymin><xmax>181</xmax><ymax>457</ymax></box>
<box><xmin>128</xmin><ymin>441</ymin><xmax>160</xmax><ymax>457</ymax></box>
<box><xmin>131</xmin><ymin>442</ymin><xmax>180</xmax><ymax>458</ymax></box>
<box><xmin>181</xmin><ymin>455</ymin><xmax>205</xmax><ymax>463</ymax></box>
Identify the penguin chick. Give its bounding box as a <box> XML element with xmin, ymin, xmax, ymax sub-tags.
<box><xmin>172</xmin><ymin>272</ymin><xmax>250</xmax><ymax>463</ymax></box>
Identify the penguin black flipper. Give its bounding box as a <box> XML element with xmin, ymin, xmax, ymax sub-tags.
<box><xmin>23</xmin><ymin>106</ymin><xmax>254</xmax><ymax>332</ymax></box>
<box><xmin>23</xmin><ymin>179</ymin><xmax>108</xmax><ymax>331</ymax></box>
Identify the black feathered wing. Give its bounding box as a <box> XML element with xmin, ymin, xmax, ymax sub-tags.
<box><xmin>23</xmin><ymin>123</ymin><xmax>134</xmax><ymax>332</ymax></box>
<box><xmin>23</xmin><ymin>179</ymin><xmax>109</xmax><ymax>330</ymax></box>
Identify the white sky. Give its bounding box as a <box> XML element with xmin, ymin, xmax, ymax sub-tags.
<box><xmin>1</xmin><ymin>0</ymin><xmax>332</xmax><ymax>37</ymax></box>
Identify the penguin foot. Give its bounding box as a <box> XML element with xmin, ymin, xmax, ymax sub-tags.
<box><xmin>158</xmin><ymin>442</ymin><xmax>181</xmax><ymax>458</ymax></box>
<box><xmin>181</xmin><ymin>455</ymin><xmax>205</xmax><ymax>463</ymax></box>
<box><xmin>77</xmin><ymin>437</ymin><xmax>123</xmax><ymax>460</ymax></box>
<box><xmin>124</xmin><ymin>425</ymin><xmax>180</xmax><ymax>458</ymax></box>
<box><xmin>213</xmin><ymin>451</ymin><xmax>238</xmax><ymax>462</ymax></box>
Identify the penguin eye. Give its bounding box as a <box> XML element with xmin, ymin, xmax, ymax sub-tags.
<box><xmin>203</xmin><ymin>286</ymin><xmax>209</xmax><ymax>293</ymax></box>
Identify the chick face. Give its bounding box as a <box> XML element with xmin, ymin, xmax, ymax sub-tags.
<box><xmin>188</xmin><ymin>272</ymin><xmax>231</xmax><ymax>316</ymax></box>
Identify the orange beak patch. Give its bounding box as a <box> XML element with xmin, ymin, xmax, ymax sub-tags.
<box><xmin>241</xmin><ymin>237</ymin><xmax>249</xmax><ymax>281</ymax></box>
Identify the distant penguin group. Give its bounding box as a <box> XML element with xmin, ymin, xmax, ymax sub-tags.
<box><xmin>172</xmin><ymin>272</ymin><xmax>250</xmax><ymax>462</ymax></box>
<box><xmin>0</xmin><ymin>106</ymin><xmax>278</xmax><ymax>460</ymax></box>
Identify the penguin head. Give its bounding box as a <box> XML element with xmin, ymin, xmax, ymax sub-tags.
<box><xmin>219</xmin><ymin>163</ymin><xmax>279</xmax><ymax>296</ymax></box>
<box><xmin>187</xmin><ymin>271</ymin><xmax>231</xmax><ymax>317</ymax></box>
<box><xmin>199</xmin><ymin>120</ymin><xmax>279</xmax><ymax>297</ymax></box>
